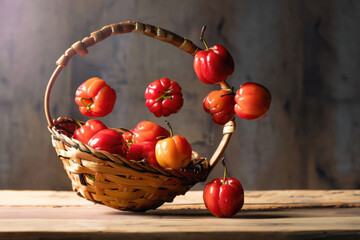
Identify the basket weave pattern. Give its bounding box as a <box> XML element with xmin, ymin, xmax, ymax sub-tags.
<box><xmin>45</xmin><ymin>21</ymin><xmax>235</xmax><ymax>211</ymax></box>
<box><xmin>50</xmin><ymin>118</ymin><xmax>208</xmax><ymax>211</ymax></box>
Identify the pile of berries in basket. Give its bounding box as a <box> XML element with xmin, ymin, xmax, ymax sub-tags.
<box><xmin>56</xmin><ymin>33</ymin><xmax>271</xmax><ymax>217</ymax></box>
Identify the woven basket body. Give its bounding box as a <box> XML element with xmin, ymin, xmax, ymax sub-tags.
<box><xmin>45</xmin><ymin>21</ymin><xmax>235</xmax><ymax>212</ymax></box>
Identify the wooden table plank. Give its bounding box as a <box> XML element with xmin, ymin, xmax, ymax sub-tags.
<box><xmin>0</xmin><ymin>190</ymin><xmax>359</xmax><ymax>240</ymax></box>
<box><xmin>0</xmin><ymin>190</ymin><xmax>359</xmax><ymax>208</ymax></box>
<box><xmin>0</xmin><ymin>209</ymin><xmax>359</xmax><ymax>240</ymax></box>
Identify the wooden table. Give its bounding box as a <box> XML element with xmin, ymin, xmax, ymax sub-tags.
<box><xmin>0</xmin><ymin>190</ymin><xmax>359</xmax><ymax>239</ymax></box>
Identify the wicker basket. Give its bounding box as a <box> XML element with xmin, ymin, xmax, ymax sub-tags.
<box><xmin>45</xmin><ymin>21</ymin><xmax>236</xmax><ymax>212</ymax></box>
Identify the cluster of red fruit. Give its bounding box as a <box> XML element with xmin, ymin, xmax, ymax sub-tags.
<box><xmin>141</xmin><ymin>30</ymin><xmax>272</xmax><ymax>126</ymax></box>
<box><xmin>192</xmin><ymin>27</ymin><xmax>271</xmax><ymax>218</ymax></box>
<box><xmin>70</xmin><ymin>119</ymin><xmax>192</xmax><ymax>170</ymax></box>
<box><xmin>71</xmin><ymin>77</ymin><xmax>192</xmax><ymax>171</ymax></box>
<box><xmin>194</xmin><ymin>32</ymin><xmax>271</xmax><ymax>125</ymax></box>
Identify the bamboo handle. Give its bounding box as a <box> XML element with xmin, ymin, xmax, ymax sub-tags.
<box><xmin>44</xmin><ymin>21</ymin><xmax>235</xmax><ymax>170</ymax></box>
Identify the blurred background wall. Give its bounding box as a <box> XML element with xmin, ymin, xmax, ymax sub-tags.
<box><xmin>0</xmin><ymin>0</ymin><xmax>359</xmax><ymax>191</ymax></box>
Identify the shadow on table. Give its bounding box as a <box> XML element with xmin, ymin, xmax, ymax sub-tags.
<box><xmin>109</xmin><ymin>207</ymin><xmax>291</xmax><ymax>219</ymax></box>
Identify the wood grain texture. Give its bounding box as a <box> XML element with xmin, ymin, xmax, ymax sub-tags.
<box><xmin>0</xmin><ymin>190</ymin><xmax>359</xmax><ymax>208</ymax></box>
<box><xmin>0</xmin><ymin>190</ymin><xmax>359</xmax><ymax>239</ymax></box>
<box><xmin>0</xmin><ymin>0</ymin><xmax>360</xmax><ymax>191</ymax></box>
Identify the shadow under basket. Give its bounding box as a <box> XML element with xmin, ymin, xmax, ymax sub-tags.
<box><xmin>45</xmin><ymin>21</ymin><xmax>235</xmax><ymax>212</ymax></box>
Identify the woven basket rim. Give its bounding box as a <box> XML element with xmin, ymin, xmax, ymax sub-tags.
<box><xmin>50</xmin><ymin>117</ymin><xmax>209</xmax><ymax>183</ymax></box>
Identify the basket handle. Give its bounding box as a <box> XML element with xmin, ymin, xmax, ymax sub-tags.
<box><xmin>44</xmin><ymin>21</ymin><xmax>235</xmax><ymax>170</ymax></box>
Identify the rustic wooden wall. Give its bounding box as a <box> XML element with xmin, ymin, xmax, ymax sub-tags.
<box><xmin>0</xmin><ymin>0</ymin><xmax>359</xmax><ymax>190</ymax></box>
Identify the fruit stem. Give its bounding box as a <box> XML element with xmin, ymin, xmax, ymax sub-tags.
<box><xmin>74</xmin><ymin>119</ymin><xmax>83</xmax><ymax>127</ymax></box>
<box><xmin>200</xmin><ymin>26</ymin><xmax>210</xmax><ymax>52</ymax></box>
<box><xmin>155</xmin><ymin>89</ymin><xmax>173</xmax><ymax>102</ymax></box>
<box><xmin>222</xmin><ymin>158</ymin><xmax>227</xmax><ymax>185</ymax></box>
<box><xmin>165</xmin><ymin>120</ymin><xmax>174</xmax><ymax>137</ymax></box>
<box><xmin>220</xmin><ymin>93</ymin><xmax>236</xmax><ymax>97</ymax></box>
<box><xmin>80</xmin><ymin>97</ymin><xmax>93</xmax><ymax>112</ymax></box>
<box><xmin>219</xmin><ymin>81</ymin><xmax>232</xmax><ymax>91</ymax></box>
